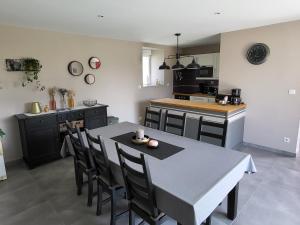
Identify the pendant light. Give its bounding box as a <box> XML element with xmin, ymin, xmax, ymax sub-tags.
<box><xmin>172</xmin><ymin>60</ymin><xmax>185</xmax><ymax>70</ymax></box>
<box><xmin>186</xmin><ymin>58</ymin><xmax>201</xmax><ymax>70</ymax></box>
<box><xmin>159</xmin><ymin>60</ymin><xmax>170</xmax><ymax>70</ymax></box>
<box><xmin>159</xmin><ymin>33</ymin><xmax>200</xmax><ymax>70</ymax></box>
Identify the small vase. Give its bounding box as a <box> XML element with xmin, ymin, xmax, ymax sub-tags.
<box><xmin>68</xmin><ymin>96</ymin><xmax>75</xmax><ymax>109</ymax></box>
<box><xmin>49</xmin><ymin>97</ymin><xmax>56</xmax><ymax>110</ymax></box>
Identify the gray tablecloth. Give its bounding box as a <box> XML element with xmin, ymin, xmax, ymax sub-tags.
<box><xmin>61</xmin><ymin>122</ymin><xmax>256</xmax><ymax>225</ymax></box>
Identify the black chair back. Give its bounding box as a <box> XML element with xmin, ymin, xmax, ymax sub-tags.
<box><xmin>144</xmin><ymin>107</ymin><xmax>162</xmax><ymax>130</ymax></box>
<box><xmin>67</xmin><ymin>124</ymin><xmax>93</xmax><ymax>168</ymax></box>
<box><xmin>163</xmin><ymin>110</ymin><xmax>186</xmax><ymax>136</ymax></box>
<box><xmin>115</xmin><ymin>143</ymin><xmax>158</xmax><ymax>217</ymax></box>
<box><xmin>197</xmin><ymin>116</ymin><xmax>228</xmax><ymax>147</ymax></box>
<box><xmin>85</xmin><ymin>129</ymin><xmax>114</xmax><ymax>186</ymax></box>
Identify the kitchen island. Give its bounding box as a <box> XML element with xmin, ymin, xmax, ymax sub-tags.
<box><xmin>150</xmin><ymin>98</ymin><xmax>246</xmax><ymax>148</ymax></box>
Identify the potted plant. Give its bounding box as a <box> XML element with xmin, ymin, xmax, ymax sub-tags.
<box><xmin>0</xmin><ymin>128</ymin><xmax>7</xmax><ymax>181</ymax></box>
<box><xmin>22</xmin><ymin>58</ymin><xmax>45</xmax><ymax>91</ymax></box>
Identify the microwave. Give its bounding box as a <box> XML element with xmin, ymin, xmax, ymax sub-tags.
<box><xmin>197</xmin><ymin>66</ymin><xmax>214</xmax><ymax>78</ymax></box>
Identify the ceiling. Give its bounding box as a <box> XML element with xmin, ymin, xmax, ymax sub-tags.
<box><xmin>0</xmin><ymin>0</ymin><xmax>299</xmax><ymax>46</ymax></box>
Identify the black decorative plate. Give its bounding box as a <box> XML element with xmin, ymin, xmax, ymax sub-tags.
<box><xmin>246</xmin><ymin>43</ymin><xmax>270</xmax><ymax>65</ymax></box>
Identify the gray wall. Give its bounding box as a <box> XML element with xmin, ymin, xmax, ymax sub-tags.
<box><xmin>219</xmin><ymin>20</ymin><xmax>300</xmax><ymax>155</ymax></box>
<box><xmin>0</xmin><ymin>25</ymin><xmax>175</xmax><ymax>162</ymax></box>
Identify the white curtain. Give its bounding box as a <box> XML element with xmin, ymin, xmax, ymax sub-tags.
<box><xmin>0</xmin><ymin>140</ymin><xmax>7</xmax><ymax>181</ymax></box>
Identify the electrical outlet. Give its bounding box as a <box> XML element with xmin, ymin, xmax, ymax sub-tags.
<box><xmin>284</xmin><ymin>137</ymin><xmax>290</xmax><ymax>143</ymax></box>
<box><xmin>288</xmin><ymin>89</ymin><xmax>296</xmax><ymax>95</ymax></box>
<box><xmin>138</xmin><ymin>116</ymin><xmax>143</xmax><ymax>122</ymax></box>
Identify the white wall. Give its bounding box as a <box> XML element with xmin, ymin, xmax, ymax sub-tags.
<box><xmin>0</xmin><ymin>25</ymin><xmax>175</xmax><ymax>162</ymax></box>
<box><xmin>219</xmin><ymin>20</ymin><xmax>300</xmax><ymax>155</ymax></box>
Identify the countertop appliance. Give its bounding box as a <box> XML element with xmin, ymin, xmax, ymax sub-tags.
<box><xmin>232</xmin><ymin>89</ymin><xmax>241</xmax><ymax>97</ymax></box>
<box><xmin>231</xmin><ymin>89</ymin><xmax>242</xmax><ymax>105</ymax></box>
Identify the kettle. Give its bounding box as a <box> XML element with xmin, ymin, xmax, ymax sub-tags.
<box><xmin>31</xmin><ymin>102</ymin><xmax>42</xmax><ymax>114</ymax></box>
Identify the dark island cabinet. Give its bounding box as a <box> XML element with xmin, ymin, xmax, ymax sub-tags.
<box><xmin>16</xmin><ymin>105</ymin><xmax>108</xmax><ymax>169</ymax></box>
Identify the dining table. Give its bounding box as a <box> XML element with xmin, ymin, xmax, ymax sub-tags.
<box><xmin>61</xmin><ymin>122</ymin><xmax>256</xmax><ymax>225</ymax></box>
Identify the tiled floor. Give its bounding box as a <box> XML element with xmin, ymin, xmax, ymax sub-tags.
<box><xmin>0</xmin><ymin>145</ymin><xmax>299</xmax><ymax>225</ymax></box>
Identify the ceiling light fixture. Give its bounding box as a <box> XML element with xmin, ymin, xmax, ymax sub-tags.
<box><xmin>97</xmin><ymin>15</ymin><xmax>104</xmax><ymax>19</ymax></box>
<box><xmin>159</xmin><ymin>33</ymin><xmax>200</xmax><ymax>71</ymax></box>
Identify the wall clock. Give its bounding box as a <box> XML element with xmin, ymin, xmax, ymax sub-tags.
<box><xmin>88</xmin><ymin>57</ymin><xmax>101</xmax><ymax>69</ymax></box>
<box><xmin>246</xmin><ymin>43</ymin><xmax>270</xmax><ymax>65</ymax></box>
<box><xmin>68</xmin><ymin>61</ymin><xmax>84</xmax><ymax>76</ymax></box>
<box><xmin>84</xmin><ymin>74</ymin><xmax>95</xmax><ymax>85</ymax></box>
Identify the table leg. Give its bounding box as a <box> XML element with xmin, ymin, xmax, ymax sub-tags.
<box><xmin>227</xmin><ymin>183</ymin><xmax>239</xmax><ymax>220</ymax></box>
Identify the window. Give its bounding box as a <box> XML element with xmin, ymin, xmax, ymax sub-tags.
<box><xmin>142</xmin><ymin>51</ymin><xmax>151</xmax><ymax>86</ymax></box>
<box><xmin>142</xmin><ymin>47</ymin><xmax>164</xmax><ymax>87</ymax></box>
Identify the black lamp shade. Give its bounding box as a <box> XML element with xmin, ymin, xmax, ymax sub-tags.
<box><xmin>172</xmin><ymin>60</ymin><xmax>185</xmax><ymax>70</ymax></box>
<box><xmin>159</xmin><ymin>61</ymin><xmax>170</xmax><ymax>70</ymax></box>
<box><xmin>187</xmin><ymin>58</ymin><xmax>201</xmax><ymax>70</ymax></box>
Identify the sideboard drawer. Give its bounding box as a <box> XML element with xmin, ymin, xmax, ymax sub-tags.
<box><xmin>26</xmin><ymin>115</ymin><xmax>57</xmax><ymax>129</ymax></box>
<box><xmin>85</xmin><ymin>107</ymin><xmax>106</xmax><ymax>117</ymax></box>
<box><xmin>69</xmin><ymin>110</ymin><xmax>84</xmax><ymax>121</ymax></box>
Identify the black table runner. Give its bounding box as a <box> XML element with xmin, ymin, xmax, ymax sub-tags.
<box><xmin>111</xmin><ymin>132</ymin><xmax>184</xmax><ymax>160</ymax></box>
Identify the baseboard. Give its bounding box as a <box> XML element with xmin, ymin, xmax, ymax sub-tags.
<box><xmin>5</xmin><ymin>158</ymin><xmax>23</xmax><ymax>168</ymax></box>
<box><xmin>242</xmin><ymin>142</ymin><xmax>296</xmax><ymax>157</ymax></box>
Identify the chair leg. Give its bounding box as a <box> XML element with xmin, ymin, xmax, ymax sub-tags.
<box><xmin>73</xmin><ymin>159</ymin><xmax>78</xmax><ymax>186</ymax></box>
<box><xmin>205</xmin><ymin>215</ymin><xmax>211</xmax><ymax>225</ymax></box>
<box><xmin>110</xmin><ymin>190</ymin><xmax>117</xmax><ymax>225</ymax></box>
<box><xmin>87</xmin><ymin>172</ymin><xmax>93</xmax><ymax>207</ymax></box>
<box><xmin>129</xmin><ymin>209</ymin><xmax>135</xmax><ymax>225</ymax></box>
<box><xmin>77</xmin><ymin>168</ymin><xmax>83</xmax><ymax>196</ymax></box>
<box><xmin>96</xmin><ymin>181</ymin><xmax>103</xmax><ymax>216</ymax></box>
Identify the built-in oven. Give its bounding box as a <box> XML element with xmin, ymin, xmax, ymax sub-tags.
<box><xmin>197</xmin><ymin>66</ymin><xmax>214</xmax><ymax>78</ymax></box>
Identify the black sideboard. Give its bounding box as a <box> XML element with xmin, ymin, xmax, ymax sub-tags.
<box><xmin>15</xmin><ymin>105</ymin><xmax>108</xmax><ymax>169</ymax></box>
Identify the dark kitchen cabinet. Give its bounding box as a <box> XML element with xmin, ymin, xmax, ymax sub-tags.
<box><xmin>17</xmin><ymin>114</ymin><xmax>60</xmax><ymax>169</ymax></box>
<box><xmin>85</xmin><ymin>107</ymin><xmax>107</xmax><ymax>129</ymax></box>
<box><xmin>16</xmin><ymin>105</ymin><xmax>108</xmax><ymax>169</ymax></box>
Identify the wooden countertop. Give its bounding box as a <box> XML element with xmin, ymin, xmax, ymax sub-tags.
<box><xmin>173</xmin><ymin>92</ymin><xmax>216</xmax><ymax>98</ymax></box>
<box><xmin>150</xmin><ymin>98</ymin><xmax>246</xmax><ymax>113</ymax></box>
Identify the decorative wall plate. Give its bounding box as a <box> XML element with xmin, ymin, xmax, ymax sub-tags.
<box><xmin>88</xmin><ymin>57</ymin><xmax>101</xmax><ymax>69</ymax></box>
<box><xmin>68</xmin><ymin>61</ymin><xmax>84</xmax><ymax>76</ymax></box>
<box><xmin>84</xmin><ymin>74</ymin><xmax>95</xmax><ymax>85</ymax></box>
<box><xmin>246</xmin><ymin>43</ymin><xmax>270</xmax><ymax>65</ymax></box>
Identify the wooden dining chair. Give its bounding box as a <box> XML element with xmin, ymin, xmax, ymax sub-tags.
<box><xmin>115</xmin><ymin>143</ymin><xmax>168</xmax><ymax>225</ymax></box>
<box><xmin>144</xmin><ymin>107</ymin><xmax>162</xmax><ymax>130</ymax></box>
<box><xmin>67</xmin><ymin>124</ymin><xmax>95</xmax><ymax>207</ymax></box>
<box><xmin>197</xmin><ymin>116</ymin><xmax>228</xmax><ymax>147</ymax></box>
<box><xmin>163</xmin><ymin>110</ymin><xmax>186</xmax><ymax>136</ymax></box>
<box><xmin>85</xmin><ymin>129</ymin><xmax>127</xmax><ymax>225</ymax></box>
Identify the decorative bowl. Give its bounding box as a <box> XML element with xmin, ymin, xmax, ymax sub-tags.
<box><xmin>131</xmin><ymin>135</ymin><xmax>150</xmax><ymax>145</ymax></box>
<box><xmin>83</xmin><ymin>100</ymin><xmax>97</xmax><ymax>107</ymax></box>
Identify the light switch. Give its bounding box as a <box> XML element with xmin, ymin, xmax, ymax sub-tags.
<box><xmin>288</xmin><ymin>89</ymin><xmax>296</xmax><ymax>95</ymax></box>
